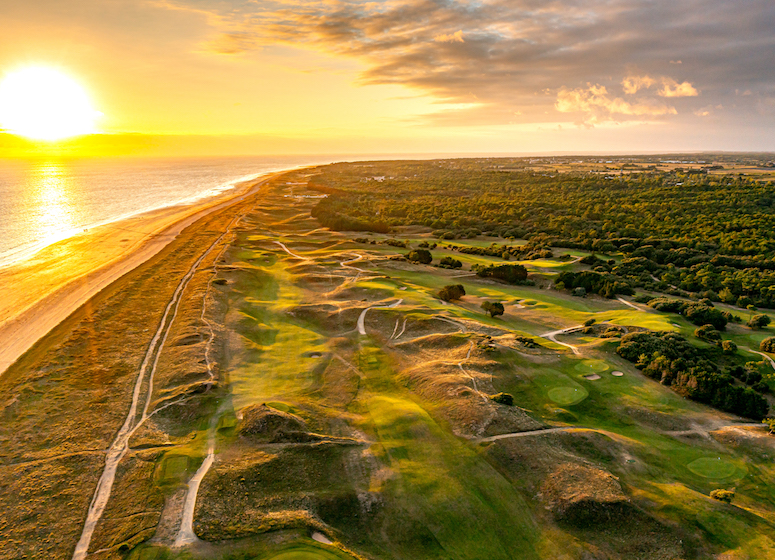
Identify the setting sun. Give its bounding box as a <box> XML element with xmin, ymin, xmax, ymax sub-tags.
<box><xmin>0</xmin><ymin>67</ymin><xmax>101</xmax><ymax>141</ymax></box>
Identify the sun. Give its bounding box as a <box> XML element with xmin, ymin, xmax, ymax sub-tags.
<box><xmin>0</xmin><ymin>66</ymin><xmax>102</xmax><ymax>141</ymax></box>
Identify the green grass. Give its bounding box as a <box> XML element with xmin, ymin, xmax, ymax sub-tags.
<box><xmin>262</xmin><ymin>544</ymin><xmax>354</xmax><ymax>560</ymax></box>
<box><xmin>687</xmin><ymin>457</ymin><xmax>742</xmax><ymax>480</ymax></box>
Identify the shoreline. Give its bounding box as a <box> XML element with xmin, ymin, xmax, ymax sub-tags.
<box><xmin>0</xmin><ymin>170</ymin><xmax>262</xmax><ymax>271</ymax></box>
<box><xmin>0</xmin><ymin>168</ymin><xmax>292</xmax><ymax>376</ymax></box>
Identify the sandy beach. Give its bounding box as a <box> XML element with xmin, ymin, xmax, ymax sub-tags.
<box><xmin>0</xmin><ymin>169</ymin><xmax>284</xmax><ymax>376</ymax></box>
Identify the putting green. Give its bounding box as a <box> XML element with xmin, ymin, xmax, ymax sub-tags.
<box><xmin>547</xmin><ymin>386</ymin><xmax>589</xmax><ymax>406</ymax></box>
<box><xmin>265</xmin><ymin>545</ymin><xmax>352</xmax><ymax>560</ymax></box>
<box><xmin>574</xmin><ymin>360</ymin><xmax>609</xmax><ymax>373</ymax></box>
<box><xmin>687</xmin><ymin>457</ymin><xmax>739</xmax><ymax>479</ymax></box>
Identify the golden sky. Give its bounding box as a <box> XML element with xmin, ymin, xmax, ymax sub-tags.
<box><xmin>1</xmin><ymin>0</ymin><xmax>774</xmax><ymax>156</ymax></box>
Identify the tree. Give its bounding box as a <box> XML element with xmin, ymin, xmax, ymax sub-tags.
<box><xmin>481</xmin><ymin>301</ymin><xmax>505</xmax><ymax>317</ymax></box>
<box><xmin>748</xmin><ymin>314</ymin><xmax>772</xmax><ymax>329</ymax></box>
<box><xmin>760</xmin><ymin>337</ymin><xmax>775</xmax><ymax>353</ymax></box>
<box><xmin>438</xmin><ymin>284</ymin><xmax>466</xmax><ymax>302</ymax></box>
<box><xmin>695</xmin><ymin>324</ymin><xmax>721</xmax><ymax>343</ymax></box>
<box><xmin>406</xmin><ymin>249</ymin><xmax>432</xmax><ymax>264</ymax></box>
<box><xmin>475</xmin><ymin>263</ymin><xmax>528</xmax><ymax>284</ymax></box>
<box><xmin>764</xmin><ymin>418</ymin><xmax>775</xmax><ymax>434</ymax></box>
<box><xmin>722</xmin><ymin>340</ymin><xmax>738</xmax><ymax>354</ymax></box>
<box><xmin>439</xmin><ymin>256</ymin><xmax>462</xmax><ymax>269</ymax></box>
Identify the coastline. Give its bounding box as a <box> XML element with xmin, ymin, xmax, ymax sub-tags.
<box><xmin>0</xmin><ymin>169</ymin><xmax>289</xmax><ymax>376</ymax></box>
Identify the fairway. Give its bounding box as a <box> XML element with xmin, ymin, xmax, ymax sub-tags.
<box><xmin>687</xmin><ymin>457</ymin><xmax>739</xmax><ymax>479</ymax></box>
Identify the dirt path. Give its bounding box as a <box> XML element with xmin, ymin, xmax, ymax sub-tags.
<box><xmin>71</xmin><ymin>211</ymin><xmax>244</xmax><ymax>560</ymax></box>
<box><xmin>617</xmin><ymin>296</ymin><xmax>642</xmax><ymax>311</ymax></box>
<box><xmin>540</xmin><ymin>325</ymin><xmax>583</xmax><ymax>355</ymax></box>
<box><xmin>478</xmin><ymin>426</ymin><xmax>580</xmax><ymax>442</ymax></box>
<box><xmin>274</xmin><ymin>240</ymin><xmax>309</xmax><ymax>261</ymax></box>
<box><xmin>742</xmin><ymin>347</ymin><xmax>775</xmax><ymax>370</ymax></box>
<box><xmin>357</xmin><ymin>299</ymin><xmax>403</xmax><ymax>335</ymax></box>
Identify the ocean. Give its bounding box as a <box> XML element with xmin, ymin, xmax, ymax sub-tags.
<box><xmin>0</xmin><ymin>155</ymin><xmax>342</xmax><ymax>268</ymax></box>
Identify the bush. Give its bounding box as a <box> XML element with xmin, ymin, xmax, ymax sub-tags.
<box><xmin>760</xmin><ymin>337</ymin><xmax>775</xmax><ymax>353</ymax></box>
<box><xmin>438</xmin><ymin>284</ymin><xmax>466</xmax><ymax>302</ymax></box>
<box><xmin>491</xmin><ymin>392</ymin><xmax>514</xmax><ymax>406</ymax></box>
<box><xmin>695</xmin><ymin>324</ymin><xmax>721</xmax><ymax>342</ymax></box>
<box><xmin>722</xmin><ymin>340</ymin><xmax>737</xmax><ymax>354</ymax></box>
<box><xmin>748</xmin><ymin>314</ymin><xmax>772</xmax><ymax>329</ymax></box>
<box><xmin>710</xmin><ymin>489</ymin><xmax>735</xmax><ymax>503</ymax></box>
<box><xmin>475</xmin><ymin>263</ymin><xmax>528</xmax><ymax>284</ymax></box>
<box><xmin>764</xmin><ymin>418</ymin><xmax>775</xmax><ymax>434</ymax></box>
<box><xmin>583</xmin><ymin>318</ymin><xmax>596</xmax><ymax>327</ymax></box>
<box><xmin>439</xmin><ymin>256</ymin><xmax>463</xmax><ymax>269</ymax></box>
<box><xmin>481</xmin><ymin>301</ymin><xmax>505</xmax><ymax>317</ymax></box>
<box><xmin>406</xmin><ymin>249</ymin><xmax>432</xmax><ymax>264</ymax></box>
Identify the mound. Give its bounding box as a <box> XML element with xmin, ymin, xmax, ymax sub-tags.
<box><xmin>239</xmin><ymin>404</ymin><xmax>318</xmax><ymax>443</ymax></box>
<box><xmin>541</xmin><ymin>463</ymin><xmax>629</xmax><ymax>525</ymax></box>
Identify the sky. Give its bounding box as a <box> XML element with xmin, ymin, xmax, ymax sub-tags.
<box><xmin>1</xmin><ymin>0</ymin><xmax>774</xmax><ymax>156</ymax></box>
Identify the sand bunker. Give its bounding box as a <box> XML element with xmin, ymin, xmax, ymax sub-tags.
<box><xmin>611</xmin><ymin>371</ymin><xmax>624</xmax><ymax>377</ymax></box>
<box><xmin>584</xmin><ymin>374</ymin><xmax>601</xmax><ymax>380</ymax></box>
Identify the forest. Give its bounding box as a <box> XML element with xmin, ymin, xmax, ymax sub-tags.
<box><xmin>310</xmin><ymin>159</ymin><xmax>775</xmax><ymax>308</ymax></box>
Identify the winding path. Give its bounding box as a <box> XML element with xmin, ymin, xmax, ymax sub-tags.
<box><xmin>539</xmin><ymin>325</ymin><xmax>583</xmax><ymax>355</ymax></box>
<box><xmin>357</xmin><ymin>300</ymin><xmax>403</xmax><ymax>335</ymax></box>
<box><xmin>742</xmin><ymin>347</ymin><xmax>775</xmax><ymax>370</ymax></box>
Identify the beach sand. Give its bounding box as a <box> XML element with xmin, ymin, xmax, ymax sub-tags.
<box><xmin>0</xmin><ymin>170</ymin><xmax>283</xmax><ymax>376</ymax></box>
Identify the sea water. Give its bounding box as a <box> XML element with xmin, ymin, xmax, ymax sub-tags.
<box><xmin>0</xmin><ymin>155</ymin><xmax>340</xmax><ymax>268</ymax></box>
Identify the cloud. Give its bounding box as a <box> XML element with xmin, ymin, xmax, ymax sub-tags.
<box><xmin>155</xmin><ymin>0</ymin><xmax>775</xmax><ymax>125</ymax></box>
<box><xmin>622</xmin><ymin>75</ymin><xmax>698</xmax><ymax>97</ymax></box>
<box><xmin>556</xmin><ymin>84</ymin><xmax>677</xmax><ymax>125</ymax></box>
<box><xmin>434</xmin><ymin>30</ymin><xmax>464</xmax><ymax>43</ymax></box>
<box><xmin>622</xmin><ymin>75</ymin><xmax>657</xmax><ymax>95</ymax></box>
<box><xmin>659</xmin><ymin>79</ymin><xmax>698</xmax><ymax>97</ymax></box>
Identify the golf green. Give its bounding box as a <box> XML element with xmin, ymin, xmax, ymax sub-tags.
<box><xmin>687</xmin><ymin>457</ymin><xmax>739</xmax><ymax>479</ymax></box>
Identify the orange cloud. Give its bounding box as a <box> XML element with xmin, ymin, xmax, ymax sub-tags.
<box><xmin>434</xmin><ymin>30</ymin><xmax>464</xmax><ymax>43</ymax></box>
<box><xmin>556</xmin><ymin>84</ymin><xmax>677</xmax><ymax>124</ymax></box>
<box><xmin>622</xmin><ymin>75</ymin><xmax>698</xmax><ymax>97</ymax></box>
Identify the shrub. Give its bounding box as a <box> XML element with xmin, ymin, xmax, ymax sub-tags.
<box><xmin>722</xmin><ymin>340</ymin><xmax>737</xmax><ymax>354</ymax></box>
<box><xmin>481</xmin><ymin>301</ymin><xmax>505</xmax><ymax>317</ymax></box>
<box><xmin>583</xmin><ymin>318</ymin><xmax>596</xmax><ymax>327</ymax></box>
<box><xmin>475</xmin><ymin>263</ymin><xmax>528</xmax><ymax>284</ymax></box>
<box><xmin>406</xmin><ymin>249</ymin><xmax>432</xmax><ymax>264</ymax></box>
<box><xmin>764</xmin><ymin>418</ymin><xmax>775</xmax><ymax>434</ymax></box>
<box><xmin>491</xmin><ymin>392</ymin><xmax>514</xmax><ymax>406</ymax></box>
<box><xmin>439</xmin><ymin>256</ymin><xmax>463</xmax><ymax>269</ymax></box>
<box><xmin>760</xmin><ymin>337</ymin><xmax>775</xmax><ymax>353</ymax></box>
<box><xmin>695</xmin><ymin>324</ymin><xmax>721</xmax><ymax>342</ymax></box>
<box><xmin>710</xmin><ymin>489</ymin><xmax>735</xmax><ymax>503</ymax></box>
<box><xmin>438</xmin><ymin>284</ymin><xmax>466</xmax><ymax>302</ymax></box>
<box><xmin>748</xmin><ymin>314</ymin><xmax>771</xmax><ymax>329</ymax></box>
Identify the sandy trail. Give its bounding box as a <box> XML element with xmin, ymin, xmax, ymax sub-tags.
<box><xmin>0</xmin><ymin>173</ymin><xmax>281</xmax><ymax>378</ymax></box>
<box><xmin>274</xmin><ymin>241</ymin><xmax>308</xmax><ymax>261</ymax></box>
<box><xmin>478</xmin><ymin>426</ymin><xmax>580</xmax><ymax>442</ymax></box>
<box><xmin>742</xmin><ymin>347</ymin><xmax>775</xmax><ymax>370</ymax></box>
<box><xmin>71</xmin><ymin>193</ymin><xmax>253</xmax><ymax>560</ymax></box>
<box><xmin>357</xmin><ymin>299</ymin><xmax>403</xmax><ymax>335</ymax></box>
<box><xmin>540</xmin><ymin>325</ymin><xmax>583</xmax><ymax>355</ymax></box>
<box><xmin>616</xmin><ymin>296</ymin><xmax>642</xmax><ymax>311</ymax></box>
